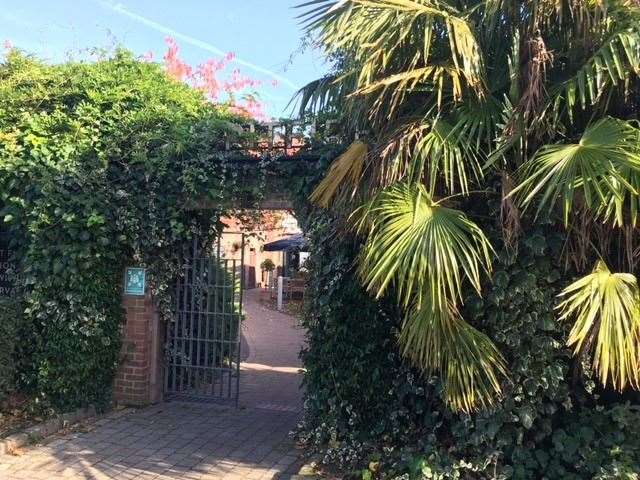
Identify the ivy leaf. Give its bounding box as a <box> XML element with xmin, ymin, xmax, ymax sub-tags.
<box><xmin>518</xmin><ymin>406</ymin><xmax>535</xmax><ymax>429</ymax></box>
<box><xmin>524</xmin><ymin>234</ymin><xmax>547</xmax><ymax>256</ymax></box>
<box><xmin>494</xmin><ymin>270</ymin><xmax>509</xmax><ymax>288</ymax></box>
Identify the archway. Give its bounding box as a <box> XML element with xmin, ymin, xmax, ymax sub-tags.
<box><xmin>113</xmin><ymin>120</ymin><xmax>321</xmax><ymax>408</ymax></box>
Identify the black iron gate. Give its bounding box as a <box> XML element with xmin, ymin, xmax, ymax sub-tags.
<box><xmin>164</xmin><ymin>234</ymin><xmax>244</xmax><ymax>404</ymax></box>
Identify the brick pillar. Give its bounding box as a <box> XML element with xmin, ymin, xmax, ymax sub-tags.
<box><xmin>113</xmin><ymin>293</ymin><xmax>165</xmax><ymax>405</ymax></box>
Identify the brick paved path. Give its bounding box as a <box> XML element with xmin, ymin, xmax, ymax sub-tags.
<box><xmin>0</xmin><ymin>289</ymin><xmax>306</xmax><ymax>480</ymax></box>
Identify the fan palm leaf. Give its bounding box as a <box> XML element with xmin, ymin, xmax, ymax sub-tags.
<box><xmin>599</xmin><ymin>162</ymin><xmax>640</xmax><ymax>227</ymax></box>
<box><xmin>451</xmin><ymin>95</ymin><xmax>503</xmax><ymax>152</ymax></box>
<box><xmin>354</xmin><ymin>182</ymin><xmax>493</xmax><ymax>310</ymax></box>
<box><xmin>380</xmin><ymin>119</ymin><xmax>482</xmax><ymax>194</ymax></box>
<box><xmin>557</xmin><ymin>261</ymin><xmax>640</xmax><ymax>391</ymax></box>
<box><xmin>298</xmin><ymin>0</ymin><xmax>485</xmax><ymax>121</ymax></box>
<box><xmin>354</xmin><ymin>182</ymin><xmax>503</xmax><ymax>412</ymax></box>
<box><xmin>553</xmin><ymin>26</ymin><xmax>640</xmax><ymax>116</ymax></box>
<box><xmin>511</xmin><ymin>117</ymin><xmax>640</xmax><ymax>225</ymax></box>
<box><xmin>400</xmin><ymin>300</ymin><xmax>507</xmax><ymax>412</ymax></box>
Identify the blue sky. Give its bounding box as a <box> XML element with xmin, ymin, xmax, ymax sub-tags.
<box><xmin>0</xmin><ymin>1</ymin><xmax>328</xmax><ymax>117</ymax></box>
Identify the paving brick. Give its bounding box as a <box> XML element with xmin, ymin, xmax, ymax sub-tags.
<box><xmin>0</xmin><ymin>290</ymin><xmax>304</xmax><ymax>479</ymax></box>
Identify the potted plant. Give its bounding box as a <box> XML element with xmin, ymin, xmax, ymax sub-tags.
<box><xmin>260</xmin><ymin>258</ymin><xmax>276</xmax><ymax>288</ymax></box>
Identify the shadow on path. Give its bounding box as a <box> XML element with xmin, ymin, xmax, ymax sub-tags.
<box><xmin>0</xmin><ymin>288</ymin><xmax>306</xmax><ymax>480</ymax></box>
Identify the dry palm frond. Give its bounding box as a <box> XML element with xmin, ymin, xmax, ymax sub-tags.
<box><xmin>564</xmin><ymin>205</ymin><xmax>594</xmax><ymax>272</ymax></box>
<box><xmin>557</xmin><ymin>261</ymin><xmax>640</xmax><ymax>391</ymax></box>
<box><xmin>515</xmin><ymin>34</ymin><xmax>553</xmax><ymax>124</ymax></box>
<box><xmin>354</xmin><ymin>182</ymin><xmax>493</xmax><ymax>310</ymax></box>
<box><xmin>528</xmin><ymin>0</ymin><xmax>603</xmax><ymax>32</ymax></box>
<box><xmin>309</xmin><ymin>141</ymin><xmax>367</xmax><ymax>207</ymax></box>
<box><xmin>400</xmin><ymin>300</ymin><xmax>507</xmax><ymax>412</ymax></box>
<box><xmin>500</xmin><ymin>170</ymin><xmax>521</xmax><ymax>250</ymax></box>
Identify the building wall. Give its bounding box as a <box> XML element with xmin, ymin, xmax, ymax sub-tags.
<box><xmin>220</xmin><ymin>210</ymin><xmax>300</xmax><ymax>288</ymax></box>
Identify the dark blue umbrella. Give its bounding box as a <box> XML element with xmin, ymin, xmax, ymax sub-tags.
<box><xmin>263</xmin><ymin>233</ymin><xmax>307</xmax><ymax>252</ymax></box>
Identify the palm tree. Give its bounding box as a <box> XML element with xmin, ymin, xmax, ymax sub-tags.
<box><xmin>297</xmin><ymin>0</ymin><xmax>640</xmax><ymax>411</ymax></box>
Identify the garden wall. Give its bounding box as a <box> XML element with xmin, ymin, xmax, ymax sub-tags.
<box><xmin>113</xmin><ymin>293</ymin><xmax>164</xmax><ymax>406</ymax></box>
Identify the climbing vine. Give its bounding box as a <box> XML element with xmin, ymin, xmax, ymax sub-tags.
<box><xmin>0</xmin><ymin>49</ymin><xmax>255</xmax><ymax>410</ymax></box>
<box><xmin>0</xmin><ymin>298</ymin><xmax>21</xmax><ymax>403</ymax></box>
<box><xmin>292</xmin><ymin>154</ymin><xmax>640</xmax><ymax>479</ymax></box>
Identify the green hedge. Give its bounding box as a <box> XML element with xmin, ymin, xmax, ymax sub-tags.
<box><xmin>0</xmin><ymin>50</ymin><xmax>248</xmax><ymax>410</ymax></box>
<box><xmin>295</xmin><ymin>186</ymin><xmax>640</xmax><ymax>479</ymax></box>
<box><xmin>0</xmin><ymin>298</ymin><xmax>21</xmax><ymax>403</ymax></box>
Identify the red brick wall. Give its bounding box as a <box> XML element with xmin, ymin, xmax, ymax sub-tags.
<box><xmin>113</xmin><ymin>294</ymin><xmax>163</xmax><ymax>405</ymax></box>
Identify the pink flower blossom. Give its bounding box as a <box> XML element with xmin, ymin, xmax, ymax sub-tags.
<box><xmin>163</xmin><ymin>37</ymin><xmax>192</xmax><ymax>81</ymax></box>
<box><xmin>161</xmin><ymin>37</ymin><xmax>270</xmax><ymax>121</ymax></box>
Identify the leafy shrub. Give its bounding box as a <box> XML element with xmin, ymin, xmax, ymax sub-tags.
<box><xmin>0</xmin><ymin>298</ymin><xmax>21</xmax><ymax>403</ymax></box>
<box><xmin>295</xmin><ymin>182</ymin><xmax>640</xmax><ymax>479</ymax></box>
<box><xmin>0</xmin><ymin>49</ymin><xmax>249</xmax><ymax>410</ymax></box>
<box><xmin>260</xmin><ymin>258</ymin><xmax>275</xmax><ymax>272</ymax></box>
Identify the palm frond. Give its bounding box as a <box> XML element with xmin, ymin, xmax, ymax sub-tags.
<box><xmin>511</xmin><ymin>117</ymin><xmax>640</xmax><ymax>225</ymax></box>
<box><xmin>379</xmin><ymin>119</ymin><xmax>482</xmax><ymax>194</ymax></box>
<box><xmin>354</xmin><ymin>182</ymin><xmax>493</xmax><ymax>310</ymax></box>
<box><xmin>354</xmin><ymin>180</ymin><xmax>502</xmax><ymax>413</ymax></box>
<box><xmin>451</xmin><ymin>95</ymin><xmax>503</xmax><ymax>152</ymax></box>
<box><xmin>557</xmin><ymin>261</ymin><xmax>640</xmax><ymax>391</ymax></box>
<box><xmin>298</xmin><ymin>0</ymin><xmax>485</xmax><ymax>122</ymax></box>
<box><xmin>353</xmin><ymin>64</ymin><xmax>465</xmax><ymax>108</ymax></box>
<box><xmin>552</xmin><ymin>22</ymin><xmax>640</xmax><ymax>116</ymax></box>
<box><xmin>400</xmin><ymin>300</ymin><xmax>507</xmax><ymax>412</ymax></box>
<box><xmin>362</xmin><ymin>0</ymin><xmax>484</xmax><ymax>92</ymax></box>
<box><xmin>599</xmin><ymin>160</ymin><xmax>640</xmax><ymax>227</ymax></box>
<box><xmin>291</xmin><ymin>74</ymin><xmax>342</xmax><ymax>115</ymax></box>
<box><xmin>309</xmin><ymin>140</ymin><xmax>367</xmax><ymax>207</ymax></box>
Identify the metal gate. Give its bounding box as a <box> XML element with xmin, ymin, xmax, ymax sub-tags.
<box><xmin>164</xmin><ymin>234</ymin><xmax>244</xmax><ymax>404</ymax></box>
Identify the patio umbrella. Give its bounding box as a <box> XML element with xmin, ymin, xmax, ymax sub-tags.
<box><xmin>263</xmin><ymin>233</ymin><xmax>307</xmax><ymax>252</ymax></box>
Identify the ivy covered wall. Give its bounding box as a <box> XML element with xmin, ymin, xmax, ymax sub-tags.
<box><xmin>0</xmin><ymin>298</ymin><xmax>21</xmax><ymax>404</ymax></box>
<box><xmin>293</xmin><ymin>169</ymin><xmax>640</xmax><ymax>479</ymax></box>
<box><xmin>0</xmin><ymin>49</ymin><xmax>250</xmax><ymax>410</ymax></box>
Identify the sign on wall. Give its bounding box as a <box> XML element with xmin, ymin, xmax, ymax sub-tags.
<box><xmin>124</xmin><ymin>267</ymin><xmax>146</xmax><ymax>296</ymax></box>
<box><xmin>0</xmin><ymin>233</ymin><xmax>15</xmax><ymax>296</ymax></box>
